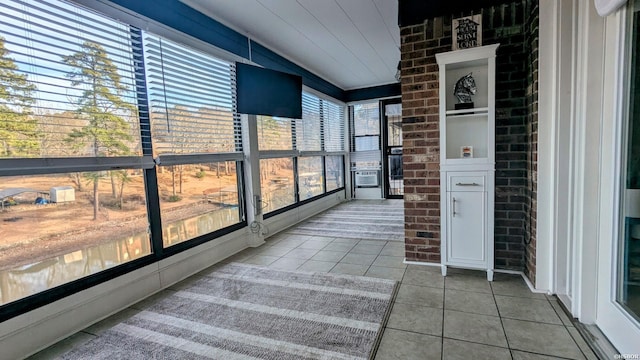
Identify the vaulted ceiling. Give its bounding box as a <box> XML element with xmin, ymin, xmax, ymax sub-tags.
<box><xmin>180</xmin><ymin>0</ymin><xmax>401</xmax><ymax>91</ymax></box>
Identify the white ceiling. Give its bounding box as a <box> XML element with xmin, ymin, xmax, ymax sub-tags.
<box><xmin>181</xmin><ymin>0</ymin><xmax>400</xmax><ymax>91</ymax></box>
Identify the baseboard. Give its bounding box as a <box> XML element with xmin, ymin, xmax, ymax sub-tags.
<box><xmin>400</xmin><ymin>262</ymin><xmax>549</xmax><ymax>295</ymax></box>
<box><xmin>493</xmin><ymin>269</ymin><xmax>549</xmax><ymax>294</ymax></box>
<box><xmin>402</xmin><ymin>260</ymin><xmax>442</xmax><ymax>267</ymax></box>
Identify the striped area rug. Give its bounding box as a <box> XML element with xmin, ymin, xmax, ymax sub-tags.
<box><xmin>290</xmin><ymin>200</ymin><xmax>404</xmax><ymax>241</ymax></box>
<box><xmin>59</xmin><ymin>263</ymin><xmax>398</xmax><ymax>360</ymax></box>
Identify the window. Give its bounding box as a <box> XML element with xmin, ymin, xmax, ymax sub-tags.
<box><xmin>143</xmin><ymin>33</ymin><xmax>243</xmax><ymax>248</ymax></box>
<box><xmin>298</xmin><ymin>156</ymin><xmax>323</xmax><ymax>199</ymax></box>
<box><xmin>260</xmin><ymin>158</ymin><xmax>295</xmax><ymax>213</ymax></box>
<box><xmin>350</xmin><ymin>102</ymin><xmax>381</xmax><ymax>170</ymax></box>
<box><xmin>0</xmin><ymin>0</ymin><xmax>344</xmax><ymax>314</ymax></box>
<box><xmin>160</xmin><ymin>162</ymin><xmax>241</xmax><ymax>247</ymax></box>
<box><xmin>325</xmin><ymin>155</ymin><xmax>345</xmax><ymax>192</ymax></box>
<box><xmin>297</xmin><ymin>93</ymin><xmax>321</xmax><ymax>152</ymax></box>
<box><xmin>257</xmin><ymin>116</ymin><xmax>293</xmax><ymax>151</ymax></box>
<box><xmin>258</xmin><ymin>92</ymin><xmax>345</xmax><ymax>215</ymax></box>
<box><xmin>0</xmin><ymin>0</ymin><xmax>151</xmax><ymax>305</ymax></box>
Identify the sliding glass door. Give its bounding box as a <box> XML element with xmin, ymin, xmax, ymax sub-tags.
<box><xmin>618</xmin><ymin>1</ymin><xmax>640</xmax><ymax>322</ymax></box>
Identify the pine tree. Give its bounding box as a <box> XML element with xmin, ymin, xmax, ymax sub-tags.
<box><xmin>0</xmin><ymin>36</ymin><xmax>38</xmax><ymax>157</ymax></box>
<box><xmin>63</xmin><ymin>41</ymin><xmax>134</xmax><ymax>220</ymax></box>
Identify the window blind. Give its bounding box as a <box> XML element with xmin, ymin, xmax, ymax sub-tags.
<box><xmin>0</xmin><ymin>0</ymin><xmax>144</xmax><ymax>158</ymax></box>
<box><xmin>143</xmin><ymin>34</ymin><xmax>240</xmax><ymax>156</ymax></box>
<box><xmin>296</xmin><ymin>92</ymin><xmax>321</xmax><ymax>152</ymax></box>
<box><xmin>322</xmin><ymin>99</ymin><xmax>345</xmax><ymax>152</ymax></box>
<box><xmin>353</xmin><ymin>103</ymin><xmax>380</xmax><ymax>136</ymax></box>
<box><xmin>257</xmin><ymin>115</ymin><xmax>293</xmax><ymax>151</ymax></box>
<box><xmin>350</xmin><ymin>101</ymin><xmax>380</xmax><ymax>170</ymax></box>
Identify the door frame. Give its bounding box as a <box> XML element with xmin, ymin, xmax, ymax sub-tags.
<box><xmin>594</xmin><ymin>1</ymin><xmax>640</xmax><ymax>352</ymax></box>
<box><xmin>540</xmin><ymin>0</ymin><xmax>640</xmax><ymax>352</ymax></box>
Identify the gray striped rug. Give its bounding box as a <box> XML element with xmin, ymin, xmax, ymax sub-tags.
<box><xmin>290</xmin><ymin>200</ymin><xmax>404</xmax><ymax>241</ymax></box>
<box><xmin>59</xmin><ymin>263</ymin><xmax>398</xmax><ymax>360</ymax></box>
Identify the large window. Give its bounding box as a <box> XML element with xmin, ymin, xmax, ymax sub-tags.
<box><xmin>258</xmin><ymin>92</ymin><xmax>345</xmax><ymax>216</ymax></box>
<box><xmin>0</xmin><ymin>0</ymin><xmax>150</xmax><ymax>305</ymax></box>
<box><xmin>350</xmin><ymin>102</ymin><xmax>381</xmax><ymax>170</ymax></box>
<box><xmin>143</xmin><ymin>34</ymin><xmax>243</xmax><ymax>248</ymax></box>
<box><xmin>0</xmin><ymin>0</ymin><xmax>344</xmax><ymax>315</ymax></box>
<box><xmin>0</xmin><ymin>0</ymin><xmax>244</xmax><ymax>308</ymax></box>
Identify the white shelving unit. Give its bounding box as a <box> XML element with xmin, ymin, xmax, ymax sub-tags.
<box><xmin>436</xmin><ymin>44</ymin><xmax>499</xmax><ymax>281</ymax></box>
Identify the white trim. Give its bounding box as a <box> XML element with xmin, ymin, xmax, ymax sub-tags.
<box><xmin>536</xmin><ymin>0</ymin><xmax>558</xmax><ymax>294</ymax></box>
<box><xmin>346</xmin><ymin>96</ymin><xmax>400</xmax><ymax>106</ymax></box>
<box><xmin>494</xmin><ymin>270</ymin><xmax>550</xmax><ymax>294</ymax></box>
<box><xmin>593</xmin><ymin>2</ymin><xmax>640</xmax><ymax>352</ymax></box>
<box><xmin>401</xmin><ymin>262</ymin><xmax>548</xmax><ymax>295</ymax></box>
<box><xmin>403</xmin><ymin>260</ymin><xmax>442</xmax><ymax>267</ymax></box>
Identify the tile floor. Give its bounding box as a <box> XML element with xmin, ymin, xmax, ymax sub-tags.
<box><xmin>30</xmin><ymin>222</ymin><xmax>599</xmax><ymax>360</ymax></box>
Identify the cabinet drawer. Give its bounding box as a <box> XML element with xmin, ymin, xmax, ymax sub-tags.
<box><xmin>448</xmin><ymin>174</ymin><xmax>485</xmax><ymax>191</ymax></box>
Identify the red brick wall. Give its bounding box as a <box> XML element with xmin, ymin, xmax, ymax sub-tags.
<box><xmin>400</xmin><ymin>22</ymin><xmax>449</xmax><ymax>263</ymax></box>
<box><xmin>401</xmin><ymin>1</ymin><xmax>539</xmax><ymax>271</ymax></box>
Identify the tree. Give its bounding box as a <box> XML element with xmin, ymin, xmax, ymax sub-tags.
<box><xmin>62</xmin><ymin>41</ymin><xmax>134</xmax><ymax>220</ymax></box>
<box><xmin>115</xmin><ymin>170</ymin><xmax>132</xmax><ymax>209</ymax></box>
<box><xmin>0</xmin><ymin>36</ymin><xmax>38</xmax><ymax>157</ymax></box>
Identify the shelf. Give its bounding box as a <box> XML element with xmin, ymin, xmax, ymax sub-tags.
<box><xmin>445</xmin><ymin>107</ymin><xmax>489</xmax><ymax>116</ymax></box>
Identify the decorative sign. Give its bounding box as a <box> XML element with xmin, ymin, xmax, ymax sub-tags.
<box><xmin>452</xmin><ymin>15</ymin><xmax>482</xmax><ymax>50</ymax></box>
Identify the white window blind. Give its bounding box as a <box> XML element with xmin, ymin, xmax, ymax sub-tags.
<box><xmin>143</xmin><ymin>34</ymin><xmax>240</xmax><ymax>156</ymax></box>
<box><xmin>257</xmin><ymin>115</ymin><xmax>293</xmax><ymax>151</ymax></box>
<box><xmin>322</xmin><ymin>99</ymin><xmax>345</xmax><ymax>153</ymax></box>
<box><xmin>0</xmin><ymin>0</ymin><xmax>144</xmax><ymax>158</ymax></box>
<box><xmin>296</xmin><ymin>92</ymin><xmax>321</xmax><ymax>152</ymax></box>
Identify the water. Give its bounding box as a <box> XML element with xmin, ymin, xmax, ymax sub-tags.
<box><xmin>0</xmin><ymin>207</ymin><xmax>240</xmax><ymax>305</ymax></box>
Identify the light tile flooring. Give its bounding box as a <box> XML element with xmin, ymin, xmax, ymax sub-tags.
<box><xmin>30</xmin><ymin>224</ymin><xmax>599</xmax><ymax>360</ymax></box>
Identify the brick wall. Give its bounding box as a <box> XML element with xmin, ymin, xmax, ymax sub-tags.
<box><xmin>400</xmin><ymin>20</ymin><xmax>449</xmax><ymax>263</ymax></box>
<box><xmin>401</xmin><ymin>1</ymin><xmax>539</xmax><ymax>271</ymax></box>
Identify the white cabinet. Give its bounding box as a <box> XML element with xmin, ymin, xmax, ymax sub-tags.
<box><xmin>436</xmin><ymin>44</ymin><xmax>498</xmax><ymax>281</ymax></box>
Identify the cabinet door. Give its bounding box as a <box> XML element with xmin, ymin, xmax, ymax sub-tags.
<box><xmin>447</xmin><ymin>191</ymin><xmax>486</xmax><ymax>265</ymax></box>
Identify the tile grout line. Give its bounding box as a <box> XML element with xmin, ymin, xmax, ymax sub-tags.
<box><xmin>489</xmin><ymin>281</ymin><xmax>514</xmax><ymax>360</ymax></box>
<box><xmin>545</xmin><ymin>295</ymin><xmax>592</xmax><ymax>360</ymax></box>
<box><xmin>441</xmin><ymin>275</ymin><xmax>446</xmax><ymax>360</ymax></box>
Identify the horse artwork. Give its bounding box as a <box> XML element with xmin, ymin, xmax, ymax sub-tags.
<box><xmin>453</xmin><ymin>72</ymin><xmax>477</xmax><ymax>110</ymax></box>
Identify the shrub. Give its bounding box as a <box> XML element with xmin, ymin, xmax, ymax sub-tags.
<box><xmin>167</xmin><ymin>195</ymin><xmax>182</xmax><ymax>202</ymax></box>
<box><xmin>195</xmin><ymin>170</ymin><xmax>206</xmax><ymax>179</ymax></box>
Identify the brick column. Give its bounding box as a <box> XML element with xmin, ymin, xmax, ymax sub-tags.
<box><xmin>400</xmin><ymin>1</ymin><xmax>539</xmax><ymax>271</ymax></box>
